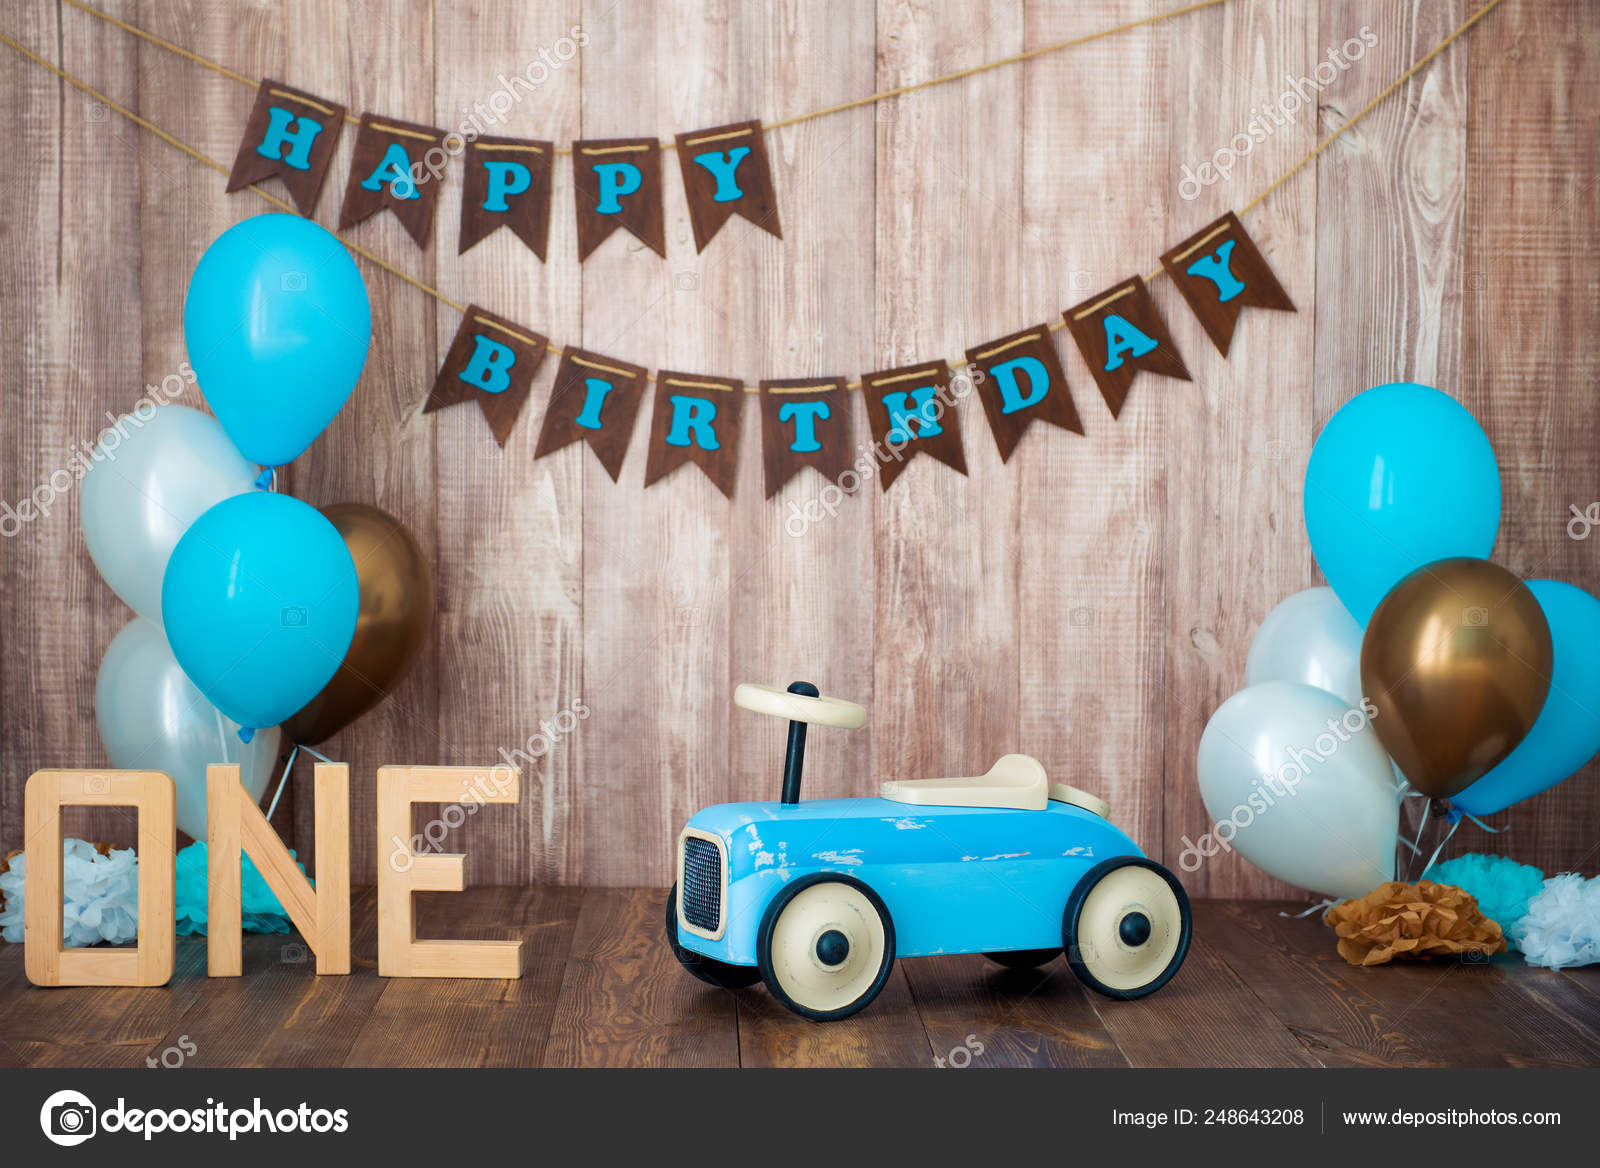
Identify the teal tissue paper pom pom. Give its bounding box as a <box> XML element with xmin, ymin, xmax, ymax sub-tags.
<box><xmin>174</xmin><ymin>841</ymin><xmax>310</xmax><ymax>936</ymax></box>
<box><xmin>1424</xmin><ymin>852</ymin><xmax>1545</xmax><ymax>950</ymax></box>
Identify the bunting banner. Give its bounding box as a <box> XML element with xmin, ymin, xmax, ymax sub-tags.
<box><xmin>338</xmin><ymin>113</ymin><xmax>448</xmax><ymax>246</ymax></box>
<box><xmin>1063</xmin><ymin>276</ymin><xmax>1191</xmax><ymax>419</ymax></box>
<box><xmin>759</xmin><ymin>379</ymin><xmax>852</xmax><ymax>499</ymax></box>
<box><xmin>861</xmin><ymin>363</ymin><xmax>968</xmax><ymax>489</ymax></box>
<box><xmin>424</xmin><ymin>306</ymin><xmax>549</xmax><ymax>447</ymax></box>
<box><xmin>226</xmin><ymin>80</ymin><xmax>346</xmax><ymax>215</ymax></box>
<box><xmin>674</xmin><ymin>121</ymin><xmax>782</xmax><ymax>251</ymax></box>
<box><xmin>573</xmin><ymin>138</ymin><xmax>666</xmax><ymax>260</ymax></box>
<box><xmin>534</xmin><ymin>348</ymin><xmax>649</xmax><ymax>480</ymax></box>
<box><xmin>644</xmin><ymin>372</ymin><xmax>744</xmax><ymax>497</ymax></box>
<box><xmin>1161</xmin><ymin>210</ymin><xmax>1296</xmax><ymax>356</ymax></box>
<box><xmin>965</xmin><ymin>325</ymin><xmax>1083</xmax><ymax>462</ymax></box>
<box><xmin>459</xmin><ymin>137</ymin><xmax>554</xmax><ymax>259</ymax></box>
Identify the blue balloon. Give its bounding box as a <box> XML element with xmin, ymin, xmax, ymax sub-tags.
<box><xmin>184</xmin><ymin>213</ymin><xmax>371</xmax><ymax>467</ymax></box>
<box><xmin>162</xmin><ymin>492</ymin><xmax>359</xmax><ymax>731</ymax></box>
<box><xmin>1453</xmin><ymin>580</ymin><xmax>1600</xmax><ymax>816</ymax></box>
<box><xmin>1304</xmin><ymin>383</ymin><xmax>1500</xmax><ymax>624</ymax></box>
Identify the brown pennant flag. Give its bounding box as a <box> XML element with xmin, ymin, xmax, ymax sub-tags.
<box><xmin>573</xmin><ymin>138</ymin><xmax>666</xmax><ymax>260</ymax></box>
<box><xmin>673</xmin><ymin>121</ymin><xmax>781</xmax><ymax>252</ymax></box>
<box><xmin>965</xmin><ymin>326</ymin><xmax>1083</xmax><ymax>462</ymax></box>
<box><xmin>423</xmin><ymin>306</ymin><xmax>549</xmax><ymax>447</ymax></box>
<box><xmin>338</xmin><ymin>113</ymin><xmax>447</xmax><ymax>246</ymax></box>
<box><xmin>643</xmin><ymin>372</ymin><xmax>744</xmax><ymax>497</ymax></box>
<box><xmin>460</xmin><ymin>137</ymin><xmax>554</xmax><ymax>258</ymax></box>
<box><xmin>758</xmin><ymin>378</ymin><xmax>852</xmax><ymax>499</ymax></box>
<box><xmin>1161</xmin><ymin>210</ymin><xmax>1295</xmax><ymax>357</ymax></box>
<box><xmin>534</xmin><ymin>348</ymin><xmax>649</xmax><ymax>480</ymax></box>
<box><xmin>1063</xmin><ymin>277</ymin><xmax>1190</xmax><ymax>419</ymax></box>
<box><xmin>227</xmin><ymin>80</ymin><xmax>346</xmax><ymax>215</ymax></box>
<box><xmin>861</xmin><ymin>363</ymin><xmax>968</xmax><ymax>490</ymax></box>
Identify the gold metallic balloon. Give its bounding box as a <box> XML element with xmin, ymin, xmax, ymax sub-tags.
<box><xmin>1360</xmin><ymin>558</ymin><xmax>1552</xmax><ymax>799</ymax></box>
<box><xmin>281</xmin><ymin>503</ymin><xmax>433</xmax><ymax>746</ymax></box>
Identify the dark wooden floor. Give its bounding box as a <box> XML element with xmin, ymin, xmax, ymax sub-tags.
<box><xmin>0</xmin><ymin>889</ymin><xmax>1596</xmax><ymax>1068</ymax></box>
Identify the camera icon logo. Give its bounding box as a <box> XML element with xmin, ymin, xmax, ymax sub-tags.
<box><xmin>282</xmin><ymin>942</ymin><xmax>309</xmax><ymax>964</ymax></box>
<box><xmin>1462</xmin><ymin>606</ymin><xmax>1489</xmax><ymax>627</ymax></box>
<box><xmin>40</xmin><ymin>1089</ymin><xmax>97</xmax><ymax>1147</ymax></box>
<box><xmin>280</xmin><ymin>270</ymin><xmax>308</xmax><ymax>292</ymax></box>
<box><xmin>281</xmin><ymin>605</ymin><xmax>308</xmax><ymax>627</ymax></box>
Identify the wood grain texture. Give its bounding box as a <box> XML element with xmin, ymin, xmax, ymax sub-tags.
<box><xmin>0</xmin><ymin>0</ymin><xmax>1595</xmax><ymax>895</ymax></box>
<box><xmin>2</xmin><ymin>893</ymin><xmax>1592</xmax><ymax>1067</ymax></box>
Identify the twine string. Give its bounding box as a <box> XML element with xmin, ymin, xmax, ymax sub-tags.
<box><xmin>3</xmin><ymin>0</ymin><xmax>1505</xmax><ymax>391</ymax></box>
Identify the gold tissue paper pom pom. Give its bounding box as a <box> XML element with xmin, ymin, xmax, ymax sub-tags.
<box><xmin>1324</xmin><ymin>880</ymin><xmax>1507</xmax><ymax>967</ymax></box>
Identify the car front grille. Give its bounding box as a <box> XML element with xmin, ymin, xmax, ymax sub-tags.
<box><xmin>680</xmin><ymin>836</ymin><xmax>723</xmax><ymax>933</ymax></box>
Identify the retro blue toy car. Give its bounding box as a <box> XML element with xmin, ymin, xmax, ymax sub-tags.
<box><xmin>666</xmin><ymin>681</ymin><xmax>1192</xmax><ymax>1020</ymax></box>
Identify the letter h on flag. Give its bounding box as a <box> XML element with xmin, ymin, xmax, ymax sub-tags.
<box><xmin>227</xmin><ymin>80</ymin><xmax>347</xmax><ymax>214</ymax></box>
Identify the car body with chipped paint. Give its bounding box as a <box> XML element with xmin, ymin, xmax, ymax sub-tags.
<box><xmin>676</xmin><ymin>795</ymin><xmax>1141</xmax><ymax>965</ymax></box>
<box><xmin>665</xmin><ymin>683</ymin><xmax>1193</xmax><ymax>1021</ymax></box>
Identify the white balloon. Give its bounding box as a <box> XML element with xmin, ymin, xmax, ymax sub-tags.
<box><xmin>80</xmin><ymin>404</ymin><xmax>259</xmax><ymax>628</ymax></box>
<box><xmin>1246</xmin><ymin>586</ymin><xmax>1366</xmax><ymax>709</ymax></box>
<box><xmin>95</xmin><ymin>617</ymin><xmax>280</xmax><ymax>840</ymax></box>
<box><xmin>1195</xmin><ymin>681</ymin><xmax>1398</xmax><ymax>900</ymax></box>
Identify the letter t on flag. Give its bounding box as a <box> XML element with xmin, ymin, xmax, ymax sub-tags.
<box><xmin>424</xmin><ymin>306</ymin><xmax>549</xmax><ymax>447</ymax></box>
<box><xmin>1161</xmin><ymin>210</ymin><xmax>1295</xmax><ymax>356</ymax></box>
<box><xmin>758</xmin><ymin>378</ymin><xmax>852</xmax><ymax>498</ymax></box>
<box><xmin>674</xmin><ymin>121</ymin><xmax>782</xmax><ymax>252</ymax></box>
<box><xmin>227</xmin><ymin>80</ymin><xmax>346</xmax><ymax>214</ymax></box>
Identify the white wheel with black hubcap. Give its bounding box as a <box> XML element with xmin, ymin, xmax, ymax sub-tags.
<box><xmin>1063</xmin><ymin>857</ymin><xmax>1191</xmax><ymax>999</ymax></box>
<box><xmin>757</xmin><ymin>874</ymin><xmax>895</xmax><ymax>1021</ymax></box>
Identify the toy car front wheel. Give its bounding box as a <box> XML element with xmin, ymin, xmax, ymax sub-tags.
<box><xmin>1063</xmin><ymin>857</ymin><xmax>1191</xmax><ymax>1000</ymax></box>
<box><xmin>665</xmin><ymin>885</ymin><xmax>762</xmax><ymax>989</ymax></box>
<box><xmin>757</xmin><ymin>874</ymin><xmax>895</xmax><ymax>1021</ymax></box>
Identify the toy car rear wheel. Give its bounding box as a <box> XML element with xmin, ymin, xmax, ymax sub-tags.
<box><xmin>984</xmin><ymin>948</ymin><xmax>1062</xmax><ymax>970</ymax></box>
<box><xmin>757</xmin><ymin>874</ymin><xmax>895</xmax><ymax>1021</ymax></box>
<box><xmin>665</xmin><ymin>885</ymin><xmax>762</xmax><ymax>989</ymax></box>
<box><xmin>1062</xmin><ymin>857</ymin><xmax>1191</xmax><ymax>1000</ymax></box>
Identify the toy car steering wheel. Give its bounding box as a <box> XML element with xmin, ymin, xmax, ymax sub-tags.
<box><xmin>734</xmin><ymin>683</ymin><xmax>866</xmax><ymax>729</ymax></box>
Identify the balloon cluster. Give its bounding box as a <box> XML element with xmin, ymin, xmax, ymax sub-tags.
<box><xmin>85</xmin><ymin>214</ymin><xmax>433</xmax><ymax>840</ymax></box>
<box><xmin>1198</xmin><ymin>383</ymin><xmax>1600</xmax><ymax>899</ymax></box>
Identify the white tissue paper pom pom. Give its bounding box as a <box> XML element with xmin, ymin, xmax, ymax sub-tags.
<box><xmin>1519</xmin><ymin>873</ymin><xmax>1600</xmax><ymax>970</ymax></box>
<box><xmin>0</xmin><ymin>840</ymin><xmax>140</xmax><ymax>947</ymax></box>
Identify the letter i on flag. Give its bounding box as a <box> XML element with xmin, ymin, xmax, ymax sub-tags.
<box><xmin>965</xmin><ymin>326</ymin><xmax>1083</xmax><ymax>461</ymax></box>
<box><xmin>534</xmin><ymin>349</ymin><xmax>650</xmax><ymax>480</ymax></box>
<box><xmin>339</xmin><ymin>114</ymin><xmax>448</xmax><ymax>246</ymax></box>
<box><xmin>227</xmin><ymin>81</ymin><xmax>346</xmax><ymax>214</ymax></box>
<box><xmin>1161</xmin><ymin>210</ymin><xmax>1295</xmax><ymax>356</ymax></box>
<box><xmin>674</xmin><ymin>121</ymin><xmax>781</xmax><ymax>252</ymax></box>
<box><xmin>460</xmin><ymin>137</ymin><xmax>554</xmax><ymax>259</ymax></box>
<box><xmin>424</xmin><ymin>307</ymin><xmax>549</xmax><ymax>446</ymax></box>
<box><xmin>861</xmin><ymin>363</ymin><xmax>967</xmax><ymax>489</ymax></box>
<box><xmin>1063</xmin><ymin>277</ymin><xmax>1190</xmax><ymax>419</ymax></box>
<box><xmin>758</xmin><ymin>378</ymin><xmax>852</xmax><ymax>498</ymax></box>
<box><xmin>643</xmin><ymin>372</ymin><xmax>744</xmax><ymax>497</ymax></box>
<box><xmin>573</xmin><ymin>138</ymin><xmax>666</xmax><ymax>260</ymax></box>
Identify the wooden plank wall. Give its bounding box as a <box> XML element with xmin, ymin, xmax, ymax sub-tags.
<box><xmin>1</xmin><ymin>0</ymin><xmax>1595</xmax><ymax>897</ymax></box>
